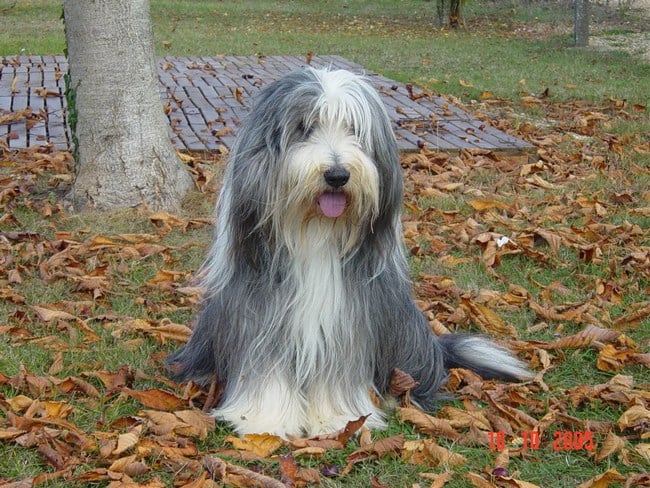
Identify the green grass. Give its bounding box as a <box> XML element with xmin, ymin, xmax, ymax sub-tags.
<box><xmin>0</xmin><ymin>0</ymin><xmax>65</xmax><ymax>55</ymax></box>
<box><xmin>1</xmin><ymin>0</ymin><xmax>648</xmax><ymax>106</ymax></box>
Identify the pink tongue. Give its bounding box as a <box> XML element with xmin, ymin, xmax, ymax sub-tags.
<box><xmin>318</xmin><ymin>192</ymin><xmax>347</xmax><ymax>218</ymax></box>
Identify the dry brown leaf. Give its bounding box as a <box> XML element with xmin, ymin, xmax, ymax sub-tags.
<box><xmin>147</xmin><ymin>321</ymin><xmax>192</xmax><ymax>344</ymax></box>
<box><xmin>389</xmin><ymin>368</ymin><xmax>419</xmax><ymax>399</ymax></box>
<box><xmin>467</xmin><ymin>199</ymin><xmax>512</xmax><ymax>212</ymax></box>
<box><xmin>141</xmin><ymin>410</ymin><xmax>179</xmax><ymax>436</ymax></box>
<box><xmin>292</xmin><ymin>446</ymin><xmax>328</xmax><ymax>457</ymax></box>
<box><xmin>31</xmin><ymin>305</ymin><xmax>78</xmax><ymax>323</ymax></box>
<box><xmin>174</xmin><ymin>410</ymin><xmax>216</xmax><ymax>439</ymax></box>
<box><xmin>0</xmin><ymin>427</ymin><xmax>28</xmax><ymax>440</ymax></box>
<box><xmin>7</xmin><ymin>395</ymin><xmax>34</xmax><ymax>412</ymax></box>
<box><xmin>596</xmin><ymin>343</ymin><xmax>639</xmax><ymax>372</ymax></box>
<box><xmin>54</xmin><ymin>376</ymin><xmax>101</xmax><ymax>398</ymax></box>
<box><xmin>460</xmin><ymin>297</ymin><xmax>518</xmax><ymax>337</ymax></box>
<box><xmin>112</xmin><ymin>425</ymin><xmax>143</xmax><ymax>456</ymax></box>
<box><xmin>348</xmin><ymin>434</ymin><xmax>404</xmax><ymax>462</ymax></box>
<box><xmin>528</xmin><ymin>300</ymin><xmax>592</xmax><ymax>326</ymax></box>
<box><xmin>120</xmin><ymin>388</ymin><xmax>184</xmax><ymax>411</ymax></box>
<box><xmin>402</xmin><ymin>439</ymin><xmax>466</xmax><ymax>468</ymax></box>
<box><xmin>438</xmin><ymin>406</ymin><xmax>491</xmax><ymax>430</ymax></box>
<box><xmin>88</xmin><ymin>367</ymin><xmax>133</xmax><ymax>391</ymax></box>
<box><xmin>108</xmin><ymin>453</ymin><xmax>148</xmax><ymax>477</ymax></box>
<box><xmin>202</xmin><ymin>454</ymin><xmax>285</xmax><ymax>488</ymax></box>
<box><xmin>225</xmin><ymin>433</ymin><xmax>284</xmax><ymax>458</ymax></box>
<box><xmin>420</xmin><ymin>471</ymin><xmax>454</xmax><ymax>487</ymax></box>
<box><xmin>279</xmin><ymin>452</ymin><xmax>298</xmax><ymax>486</ymax></box>
<box><xmin>464</xmin><ymin>472</ymin><xmax>498</xmax><ymax>488</ymax></box>
<box><xmin>485</xmin><ymin>396</ymin><xmax>538</xmax><ymax>431</ymax></box>
<box><xmin>576</xmin><ymin>467</ymin><xmax>626</xmax><ymax>488</ymax></box>
<box><xmin>634</xmin><ymin>443</ymin><xmax>650</xmax><ymax>463</ymax></box>
<box><xmin>594</xmin><ymin>431</ymin><xmax>625</xmax><ymax>462</ymax></box>
<box><xmin>234</xmin><ymin>87</ymin><xmax>245</xmax><ymax>104</ymax></box>
<box><xmin>149</xmin><ymin>211</ymin><xmax>188</xmax><ymax>232</ymax></box>
<box><xmin>84</xmin><ymin>235</ymin><xmax>118</xmax><ymax>250</ymax></box>
<box><xmin>147</xmin><ymin>268</ymin><xmax>185</xmax><ymax>284</ymax></box>
<box><xmin>25</xmin><ymin>399</ymin><xmax>74</xmax><ymax>420</ymax></box>
<box><xmin>612</xmin><ymin>304</ymin><xmax>650</xmax><ymax>329</ymax></box>
<box><xmin>617</xmin><ymin>405</ymin><xmax>650</xmax><ymax>432</ymax></box>
<box><xmin>493</xmin><ymin>476</ymin><xmax>542</xmax><ymax>488</ymax></box>
<box><xmin>548</xmin><ymin>324</ymin><xmax>621</xmax><ymax>350</ymax></box>
<box><xmin>336</xmin><ymin>415</ymin><xmax>369</xmax><ymax>445</ymax></box>
<box><xmin>397</xmin><ymin>407</ymin><xmax>461</xmax><ymax>440</ymax></box>
<box><xmin>48</xmin><ymin>351</ymin><xmax>64</xmax><ymax>375</ymax></box>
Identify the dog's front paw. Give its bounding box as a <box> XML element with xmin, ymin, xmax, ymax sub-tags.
<box><xmin>212</xmin><ymin>377</ymin><xmax>308</xmax><ymax>438</ymax></box>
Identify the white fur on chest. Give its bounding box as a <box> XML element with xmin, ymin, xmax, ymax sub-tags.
<box><xmin>289</xmin><ymin>221</ymin><xmax>347</xmax><ymax>385</ymax></box>
<box><xmin>215</xmin><ymin>220</ymin><xmax>386</xmax><ymax>437</ymax></box>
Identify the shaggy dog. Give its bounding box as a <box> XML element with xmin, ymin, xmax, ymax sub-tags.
<box><xmin>166</xmin><ymin>68</ymin><xmax>531</xmax><ymax>438</ymax></box>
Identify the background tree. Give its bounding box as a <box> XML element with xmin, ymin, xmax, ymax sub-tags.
<box><xmin>574</xmin><ymin>0</ymin><xmax>590</xmax><ymax>47</ymax></box>
<box><xmin>63</xmin><ymin>0</ymin><xmax>194</xmax><ymax>211</ymax></box>
<box><xmin>433</xmin><ymin>0</ymin><xmax>465</xmax><ymax>28</ymax></box>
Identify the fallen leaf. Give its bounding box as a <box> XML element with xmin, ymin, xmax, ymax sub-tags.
<box><xmin>594</xmin><ymin>431</ymin><xmax>625</xmax><ymax>462</ymax></box>
<box><xmin>576</xmin><ymin>467</ymin><xmax>626</xmax><ymax>488</ymax></box>
<box><xmin>397</xmin><ymin>407</ymin><xmax>461</xmax><ymax>440</ymax></box>
<box><xmin>617</xmin><ymin>405</ymin><xmax>650</xmax><ymax>432</ymax></box>
<box><xmin>402</xmin><ymin>438</ymin><xmax>466</xmax><ymax>468</ymax></box>
<box><xmin>225</xmin><ymin>433</ymin><xmax>284</xmax><ymax>458</ymax></box>
<box><xmin>112</xmin><ymin>426</ymin><xmax>142</xmax><ymax>456</ymax></box>
<box><xmin>120</xmin><ymin>388</ymin><xmax>184</xmax><ymax>411</ymax></box>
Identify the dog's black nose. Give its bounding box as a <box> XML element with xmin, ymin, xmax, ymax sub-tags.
<box><xmin>324</xmin><ymin>167</ymin><xmax>350</xmax><ymax>188</ymax></box>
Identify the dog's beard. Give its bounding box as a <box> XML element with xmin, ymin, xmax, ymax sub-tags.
<box><xmin>269</xmin><ymin>123</ymin><xmax>380</xmax><ymax>257</ymax></box>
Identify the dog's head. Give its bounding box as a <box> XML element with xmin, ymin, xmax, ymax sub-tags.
<box><xmin>227</xmin><ymin>68</ymin><xmax>402</xmax><ymax>256</ymax></box>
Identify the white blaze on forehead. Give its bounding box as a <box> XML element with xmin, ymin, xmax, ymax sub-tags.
<box><xmin>312</xmin><ymin>69</ymin><xmax>384</xmax><ymax>150</ymax></box>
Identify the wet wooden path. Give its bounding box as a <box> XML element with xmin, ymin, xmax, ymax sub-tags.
<box><xmin>0</xmin><ymin>54</ymin><xmax>533</xmax><ymax>154</ymax></box>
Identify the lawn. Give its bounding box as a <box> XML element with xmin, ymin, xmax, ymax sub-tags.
<box><xmin>1</xmin><ymin>1</ymin><xmax>649</xmax><ymax>487</ymax></box>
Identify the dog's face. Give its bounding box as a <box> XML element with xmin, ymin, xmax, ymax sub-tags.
<box><xmin>283</xmin><ymin>105</ymin><xmax>379</xmax><ymax>227</ymax></box>
<box><xmin>228</xmin><ymin>68</ymin><xmax>402</xmax><ymax>257</ymax></box>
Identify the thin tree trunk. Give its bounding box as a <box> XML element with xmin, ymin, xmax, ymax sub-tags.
<box><xmin>574</xmin><ymin>0</ymin><xmax>590</xmax><ymax>47</ymax></box>
<box><xmin>436</xmin><ymin>0</ymin><xmax>447</xmax><ymax>27</ymax></box>
<box><xmin>63</xmin><ymin>0</ymin><xmax>194</xmax><ymax>211</ymax></box>
<box><xmin>449</xmin><ymin>0</ymin><xmax>463</xmax><ymax>28</ymax></box>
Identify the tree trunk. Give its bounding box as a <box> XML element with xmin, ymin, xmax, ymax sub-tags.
<box><xmin>574</xmin><ymin>0</ymin><xmax>590</xmax><ymax>47</ymax></box>
<box><xmin>449</xmin><ymin>0</ymin><xmax>462</xmax><ymax>28</ymax></box>
<box><xmin>436</xmin><ymin>0</ymin><xmax>447</xmax><ymax>27</ymax></box>
<box><xmin>435</xmin><ymin>0</ymin><xmax>463</xmax><ymax>29</ymax></box>
<box><xmin>63</xmin><ymin>0</ymin><xmax>194</xmax><ymax>211</ymax></box>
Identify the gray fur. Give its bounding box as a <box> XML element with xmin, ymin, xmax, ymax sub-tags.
<box><xmin>166</xmin><ymin>68</ymin><xmax>531</xmax><ymax>434</ymax></box>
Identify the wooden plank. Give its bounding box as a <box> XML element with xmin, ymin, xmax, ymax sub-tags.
<box><xmin>8</xmin><ymin>94</ymin><xmax>28</xmax><ymax>148</ymax></box>
<box><xmin>0</xmin><ymin>95</ymin><xmax>11</xmax><ymax>141</ymax></box>
<box><xmin>0</xmin><ymin>54</ymin><xmax>534</xmax><ymax>154</ymax></box>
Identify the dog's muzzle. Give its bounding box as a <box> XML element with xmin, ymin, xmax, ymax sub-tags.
<box><xmin>318</xmin><ymin>166</ymin><xmax>349</xmax><ymax>218</ymax></box>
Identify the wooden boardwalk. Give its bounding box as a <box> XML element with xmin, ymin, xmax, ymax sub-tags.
<box><xmin>0</xmin><ymin>54</ymin><xmax>533</xmax><ymax>154</ymax></box>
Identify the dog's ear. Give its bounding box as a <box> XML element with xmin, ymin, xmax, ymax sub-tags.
<box><xmin>235</xmin><ymin>69</ymin><xmax>320</xmax><ymax>160</ymax></box>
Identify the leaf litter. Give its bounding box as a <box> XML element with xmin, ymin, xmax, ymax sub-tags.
<box><xmin>0</xmin><ymin>92</ymin><xmax>649</xmax><ymax>487</ymax></box>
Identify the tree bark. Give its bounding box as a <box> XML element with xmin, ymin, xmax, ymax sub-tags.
<box><xmin>63</xmin><ymin>0</ymin><xmax>194</xmax><ymax>211</ymax></box>
<box><xmin>574</xmin><ymin>0</ymin><xmax>590</xmax><ymax>47</ymax></box>
<box><xmin>449</xmin><ymin>0</ymin><xmax>462</xmax><ymax>29</ymax></box>
<box><xmin>435</xmin><ymin>0</ymin><xmax>463</xmax><ymax>29</ymax></box>
<box><xmin>436</xmin><ymin>0</ymin><xmax>447</xmax><ymax>27</ymax></box>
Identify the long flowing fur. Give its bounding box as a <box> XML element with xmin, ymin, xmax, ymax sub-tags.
<box><xmin>166</xmin><ymin>68</ymin><xmax>531</xmax><ymax>437</ymax></box>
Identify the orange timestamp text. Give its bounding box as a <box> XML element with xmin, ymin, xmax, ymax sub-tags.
<box><xmin>488</xmin><ymin>430</ymin><xmax>595</xmax><ymax>451</ymax></box>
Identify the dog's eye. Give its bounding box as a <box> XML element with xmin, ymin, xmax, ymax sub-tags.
<box><xmin>299</xmin><ymin>121</ymin><xmax>314</xmax><ymax>139</ymax></box>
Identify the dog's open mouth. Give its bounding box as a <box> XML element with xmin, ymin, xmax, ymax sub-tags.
<box><xmin>317</xmin><ymin>191</ymin><xmax>347</xmax><ymax>218</ymax></box>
